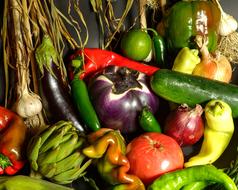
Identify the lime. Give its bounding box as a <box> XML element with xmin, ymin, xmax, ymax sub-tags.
<box><xmin>120</xmin><ymin>29</ymin><xmax>152</xmax><ymax>61</ymax></box>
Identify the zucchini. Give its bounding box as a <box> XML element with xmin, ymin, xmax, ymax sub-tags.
<box><xmin>150</xmin><ymin>69</ymin><xmax>238</xmax><ymax>118</ymax></box>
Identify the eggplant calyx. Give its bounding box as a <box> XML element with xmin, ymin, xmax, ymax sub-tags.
<box><xmin>104</xmin><ymin>66</ymin><xmax>142</xmax><ymax>94</ymax></box>
<box><xmin>35</xmin><ymin>35</ymin><xmax>58</xmax><ymax>78</ymax></box>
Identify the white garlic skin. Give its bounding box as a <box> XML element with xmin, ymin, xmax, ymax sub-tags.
<box><xmin>219</xmin><ymin>13</ymin><xmax>238</xmax><ymax>36</ymax></box>
<box><xmin>15</xmin><ymin>92</ymin><xmax>43</xmax><ymax>118</ymax></box>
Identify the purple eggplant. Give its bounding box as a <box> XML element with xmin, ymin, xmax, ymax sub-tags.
<box><xmin>88</xmin><ymin>66</ymin><xmax>159</xmax><ymax>134</ymax></box>
<box><xmin>35</xmin><ymin>36</ymin><xmax>85</xmax><ymax>132</ymax></box>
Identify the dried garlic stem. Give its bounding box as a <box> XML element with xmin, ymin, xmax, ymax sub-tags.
<box><xmin>218</xmin><ymin>32</ymin><xmax>238</xmax><ymax>64</ymax></box>
<box><xmin>10</xmin><ymin>0</ymin><xmax>42</xmax><ymax>119</ymax></box>
<box><xmin>140</xmin><ymin>0</ymin><xmax>148</xmax><ymax>28</ymax></box>
<box><xmin>2</xmin><ymin>0</ymin><xmax>9</xmax><ymax>106</ymax></box>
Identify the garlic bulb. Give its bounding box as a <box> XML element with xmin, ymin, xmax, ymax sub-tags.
<box><xmin>214</xmin><ymin>0</ymin><xmax>238</xmax><ymax>36</ymax></box>
<box><xmin>219</xmin><ymin>12</ymin><xmax>238</xmax><ymax>36</ymax></box>
<box><xmin>15</xmin><ymin>91</ymin><xmax>43</xmax><ymax>118</ymax></box>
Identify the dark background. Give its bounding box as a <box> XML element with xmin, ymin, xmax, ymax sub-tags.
<box><xmin>61</xmin><ymin>0</ymin><xmax>238</xmax><ymax>49</ymax></box>
<box><xmin>0</xmin><ymin>0</ymin><xmax>237</xmax><ymax>49</ymax></box>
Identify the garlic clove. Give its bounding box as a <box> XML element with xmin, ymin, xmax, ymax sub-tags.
<box><xmin>219</xmin><ymin>12</ymin><xmax>238</xmax><ymax>36</ymax></box>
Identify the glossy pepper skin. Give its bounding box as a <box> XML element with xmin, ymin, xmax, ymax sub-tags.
<box><xmin>0</xmin><ymin>106</ymin><xmax>27</xmax><ymax>175</ymax></box>
<box><xmin>71</xmin><ymin>77</ymin><xmax>101</xmax><ymax>132</ymax></box>
<box><xmin>148</xmin><ymin>165</ymin><xmax>237</xmax><ymax>190</ymax></box>
<box><xmin>160</xmin><ymin>0</ymin><xmax>220</xmax><ymax>55</ymax></box>
<box><xmin>172</xmin><ymin>47</ymin><xmax>200</xmax><ymax>74</ymax></box>
<box><xmin>67</xmin><ymin>48</ymin><xmax>159</xmax><ymax>80</ymax></box>
<box><xmin>82</xmin><ymin>128</ymin><xmax>145</xmax><ymax>190</ymax></box>
<box><xmin>148</xmin><ymin>29</ymin><xmax>167</xmax><ymax>68</ymax></box>
<box><xmin>185</xmin><ymin>100</ymin><xmax>234</xmax><ymax>167</ymax></box>
<box><xmin>139</xmin><ymin>106</ymin><xmax>161</xmax><ymax>133</ymax></box>
<box><xmin>181</xmin><ymin>181</ymin><xmax>213</xmax><ymax>190</ymax></box>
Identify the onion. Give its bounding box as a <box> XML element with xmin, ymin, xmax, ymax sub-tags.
<box><xmin>164</xmin><ymin>104</ymin><xmax>204</xmax><ymax>147</ymax></box>
<box><xmin>88</xmin><ymin>66</ymin><xmax>159</xmax><ymax>134</ymax></box>
<box><xmin>192</xmin><ymin>35</ymin><xmax>232</xmax><ymax>83</ymax></box>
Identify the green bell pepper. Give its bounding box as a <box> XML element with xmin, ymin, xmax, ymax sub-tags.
<box><xmin>160</xmin><ymin>0</ymin><xmax>221</xmax><ymax>55</ymax></box>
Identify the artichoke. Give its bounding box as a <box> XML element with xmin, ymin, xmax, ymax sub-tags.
<box><xmin>27</xmin><ymin>121</ymin><xmax>92</xmax><ymax>184</ymax></box>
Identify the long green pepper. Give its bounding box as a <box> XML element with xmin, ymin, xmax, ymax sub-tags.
<box><xmin>152</xmin><ymin>32</ymin><xmax>166</xmax><ymax>68</ymax></box>
<box><xmin>181</xmin><ymin>181</ymin><xmax>214</xmax><ymax>190</ymax></box>
<box><xmin>148</xmin><ymin>165</ymin><xmax>237</xmax><ymax>190</ymax></box>
<box><xmin>71</xmin><ymin>78</ymin><xmax>101</xmax><ymax>131</ymax></box>
<box><xmin>147</xmin><ymin>28</ymin><xmax>167</xmax><ymax>68</ymax></box>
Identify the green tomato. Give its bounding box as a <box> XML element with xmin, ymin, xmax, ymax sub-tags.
<box><xmin>120</xmin><ymin>29</ymin><xmax>152</xmax><ymax>61</ymax></box>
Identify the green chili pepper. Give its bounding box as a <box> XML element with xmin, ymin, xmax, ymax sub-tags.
<box><xmin>148</xmin><ymin>165</ymin><xmax>237</xmax><ymax>190</ymax></box>
<box><xmin>71</xmin><ymin>77</ymin><xmax>101</xmax><ymax>131</ymax></box>
<box><xmin>139</xmin><ymin>106</ymin><xmax>161</xmax><ymax>133</ymax></box>
<box><xmin>146</xmin><ymin>28</ymin><xmax>167</xmax><ymax>68</ymax></box>
<box><xmin>181</xmin><ymin>181</ymin><xmax>214</xmax><ymax>190</ymax></box>
<box><xmin>152</xmin><ymin>32</ymin><xmax>166</xmax><ymax>68</ymax></box>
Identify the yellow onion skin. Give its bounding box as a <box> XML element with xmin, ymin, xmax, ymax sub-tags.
<box><xmin>213</xmin><ymin>55</ymin><xmax>232</xmax><ymax>83</ymax></box>
<box><xmin>193</xmin><ymin>55</ymin><xmax>232</xmax><ymax>83</ymax></box>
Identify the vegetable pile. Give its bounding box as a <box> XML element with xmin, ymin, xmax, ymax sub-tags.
<box><xmin>1</xmin><ymin>0</ymin><xmax>238</xmax><ymax>190</ymax></box>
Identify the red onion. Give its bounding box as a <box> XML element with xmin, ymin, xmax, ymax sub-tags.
<box><xmin>164</xmin><ymin>104</ymin><xmax>204</xmax><ymax>147</ymax></box>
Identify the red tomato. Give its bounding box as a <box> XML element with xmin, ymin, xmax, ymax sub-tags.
<box><xmin>126</xmin><ymin>132</ymin><xmax>184</xmax><ymax>185</ymax></box>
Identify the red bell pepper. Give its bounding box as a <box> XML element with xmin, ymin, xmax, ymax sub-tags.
<box><xmin>68</xmin><ymin>48</ymin><xmax>159</xmax><ymax>80</ymax></box>
<box><xmin>0</xmin><ymin>106</ymin><xmax>27</xmax><ymax>175</ymax></box>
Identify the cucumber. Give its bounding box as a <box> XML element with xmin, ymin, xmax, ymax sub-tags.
<box><xmin>150</xmin><ymin>69</ymin><xmax>238</xmax><ymax>118</ymax></box>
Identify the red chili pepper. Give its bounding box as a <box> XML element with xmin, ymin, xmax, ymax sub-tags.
<box><xmin>0</xmin><ymin>106</ymin><xmax>27</xmax><ymax>175</ymax></box>
<box><xmin>68</xmin><ymin>48</ymin><xmax>159</xmax><ymax>80</ymax></box>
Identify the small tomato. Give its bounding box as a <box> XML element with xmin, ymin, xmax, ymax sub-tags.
<box><xmin>120</xmin><ymin>29</ymin><xmax>152</xmax><ymax>61</ymax></box>
<box><xmin>126</xmin><ymin>132</ymin><xmax>184</xmax><ymax>185</ymax></box>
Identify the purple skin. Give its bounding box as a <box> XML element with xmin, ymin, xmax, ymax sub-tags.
<box><xmin>89</xmin><ymin>66</ymin><xmax>159</xmax><ymax>134</ymax></box>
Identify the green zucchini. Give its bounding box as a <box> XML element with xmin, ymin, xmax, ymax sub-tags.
<box><xmin>150</xmin><ymin>69</ymin><xmax>238</xmax><ymax>118</ymax></box>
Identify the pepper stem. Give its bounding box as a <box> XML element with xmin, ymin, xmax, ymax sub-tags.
<box><xmin>71</xmin><ymin>55</ymin><xmax>84</xmax><ymax>79</ymax></box>
<box><xmin>210</xmin><ymin>101</ymin><xmax>224</xmax><ymax>116</ymax></box>
<box><xmin>0</xmin><ymin>153</ymin><xmax>12</xmax><ymax>169</ymax></box>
